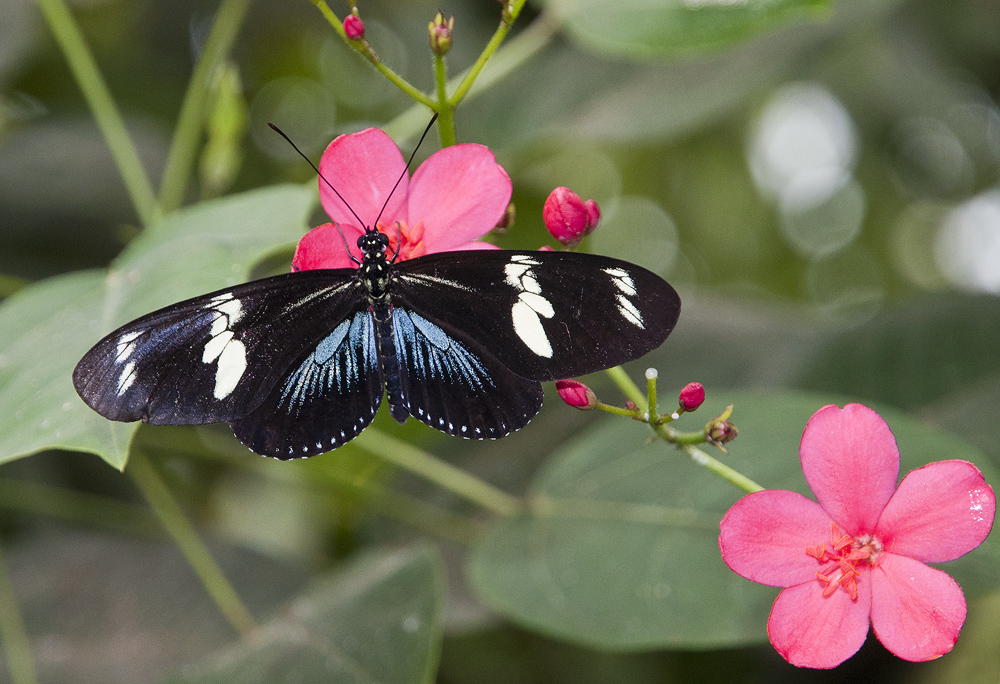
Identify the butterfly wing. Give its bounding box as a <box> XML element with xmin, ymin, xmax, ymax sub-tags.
<box><xmin>73</xmin><ymin>269</ymin><xmax>371</xmax><ymax>428</ymax></box>
<box><xmin>392</xmin><ymin>250</ymin><xmax>680</xmax><ymax>382</ymax></box>
<box><xmin>231</xmin><ymin>307</ymin><xmax>383</xmax><ymax>459</ymax></box>
<box><xmin>388</xmin><ymin>306</ymin><xmax>544</xmax><ymax>440</ymax></box>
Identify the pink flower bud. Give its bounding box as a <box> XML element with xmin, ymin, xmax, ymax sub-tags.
<box><xmin>556</xmin><ymin>379</ymin><xmax>597</xmax><ymax>410</ymax></box>
<box><xmin>344</xmin><ymin>14</ymin><xmax>365</xmax><ymax>40</ymax></box>
<box><xmin>543</xmin><ymin>186</ymin><xmax>600</xmax><ymax>247</ymax></box>
<box><xmin>678</xmin><ymin>382</ymin><xmax>705</xmax><ymax>412</ymax></box>
<box><xmin>537</xmin><ymin>245</ymin><xmax>555</xmax><ymax>251</ymax></box>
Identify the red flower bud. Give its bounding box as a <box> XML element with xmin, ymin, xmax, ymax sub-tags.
<box><xmin>344</xmin><ymin>14</ymin><xmax>365</xmax><ymax>41</ymax></box>
<box><xmin>556</xmin><ymin>379</ymin><xmax>597</xmax><ymax>410</ymax></box>
<box><xmin>678</xmin><ymin>382</ymin><xmax>705</xmax><ymax>412</ymax></box>
<box><xmin>543</xmin><ymin>186</ymin><xmax>600</xmax><ymax>247</ymax></box>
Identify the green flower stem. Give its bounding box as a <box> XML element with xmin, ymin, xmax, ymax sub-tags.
<box><xmin>354</xmin><ymin>431</ymin><xmax>522</xmax><ymax>517</ymax></box>
<box><xmin>383</xmin><ymin>11</ymin><xmax>557</xmax><ymax>143</ymax></box>
<box><xmin>128</xmin><ymin>452</ymin><xmax>256</xmax><ymax>636</ymax></box>
<box><xmin>595</xmin><ymin>402</ymin><xmax>642</xmax><ymax>418</ymax></box>
<box><xmin>307</xmin><ymin>0</ymin><xmax>434</xmax><ymax>108</ymax></box>
<box><xmin>646</xmin><ymin>369</ymin><xmax>658</xmax><ymax>423</ymax></box>
<box><xmin>38</xmin><ymin>0</ymin><xmax>160</xmax><ymax>228</ymax></box>
<box><xmin>678</xmin><ymin>444</ymin><xmax>765</xmax><ymax>494</ymax></box>
<box><xmin>0</xmin><ymin>540</ymin><xmax>37</xmax><ymax>684</ymax></box>
<box><xmin>434</xmin><ymin>54</ymin><xmax>457</xmax><ymax>147</ymax></box>
<box><xmin>449</xmin><ymin>0</ymin><xmax>534</xmax><ymax>105</ymax></box>
<box><xmin>158</xmin><ymin>0</ymin><xmax>252</xmax><ymax>214</ymax></box>
<box><xmin>604</xmin><ymin>365</ymin><xmax>647</xmax><ymax>411</ymax></box>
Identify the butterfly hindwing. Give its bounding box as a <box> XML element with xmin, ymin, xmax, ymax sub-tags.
<box><xmin>73</xmin><ymin>269</ymin><xmax>366</xmax><ymax>426</ymax></box>
<box><xmin>389</xmin><ymin>307</ymin><xmax>544</xmax><ymax>440</ymax></box>
<box><xmin>231</xmin><ymin>307</ymin><xmax>383</xmax><ymax>459</ymax></box>
<box><xmin>393</xmin><ymin>250</ymin><xmax>681</xmax><ymax>381</ymax></box>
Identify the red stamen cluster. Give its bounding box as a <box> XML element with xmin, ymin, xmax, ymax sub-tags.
<box><xmin>805</xmin><ymin>522</ymin><xmax>880</xmax><ymax>601</ymax></box>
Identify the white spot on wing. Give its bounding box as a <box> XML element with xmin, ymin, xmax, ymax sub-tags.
<box><xmin>115</xmin><ymin>331</ymin><xmax>141</xmax><ymax>361</ymax></box>
<box><xmin>213</xmin><ymin>339</ymin><xmax>247</xmax><ymax>399</ymax></box>
<box><xmin>214</xmin><ymin>298</ymin><xmax>244</xmax><ymax>325</ymax></box>
<box><xmin>202</xmin><ymin>330</ymin><xmax>233</xmax><ymax>364</ymax></box>
<box><xmin>512</xmin><ymin>301</ymin><xmax>552</xmax><ymax>358</ymax></box>
<box><xmin>616</xmin><ymin>294</ymin><xmax>645</xmax><ymax>328</ymax></box>
<box><xmin>116</xmin><ymin>361</ymin><xmax>136</xmax><ymax>396</ymax></box>
<box><xmin>518</xmin><ymin>291</ymin><xmax>554</xmax><ymax>318</ymax></box>
<box><xmin>606</xmin><ymin>268</ymin><xmax>637</xmax><ymax>296</ymax></box>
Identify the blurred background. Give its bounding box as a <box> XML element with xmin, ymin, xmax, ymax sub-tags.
<box><xmin>1</xmin><ymin>0</ymin><xmax>999</xmax><ymax>681</ymax></box>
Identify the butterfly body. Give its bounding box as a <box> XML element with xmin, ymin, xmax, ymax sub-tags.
<box><xmin>74</xmin><ymin>231</ymin><xmax>680</xmax><ymax>459</ymax></box>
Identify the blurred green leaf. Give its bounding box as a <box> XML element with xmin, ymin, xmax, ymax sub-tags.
<box><xmin>542</xmin><ymin>0</ymin><xmax>830</xmax><ymax>57</ymax></box>
<box><xmin>926</xmin><ymin>375</ymin><xmax>1000</xmax><ymax>474</ymax></box>
<box><xmin>794</xmin><ymin>294</ymin><xmax>1000</xmax><ymax>411</ymax></box>
<box><xmin>0</xmin><ymin>184</ymin><xmax>315</xmax><ymax>469</ymax></box>
<box><xmin>165</xmin><ymin>545</ymin><xmax>444</xmax><ymax>684</ymax></box>
<box><xmin>467</xmin><ymin>389</ymin><xmax>1000</xmax><ymax>651</ymax></box>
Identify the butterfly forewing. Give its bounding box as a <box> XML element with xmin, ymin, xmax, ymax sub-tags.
<box><xmin>390</xmin><ymin>307</ymin><xmax>544</xmax><ymax>439</ymax></box>
<box><xmin>73</xmin><ymin>270</ymin><xmax>366</xmax><ymax>426</ymax></box>
<box><xmin>393</xmin><ymin>250</ymin><xmax>680</xmax><ymax>381</ymax></box>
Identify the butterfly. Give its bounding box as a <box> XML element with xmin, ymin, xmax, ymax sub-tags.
<box><xmin>73</xmin><ymin>123</ymin><xmax>680</xmax><ymax>459</ymax></box>
<box><xmin>73</xmin><ymin>235</ymin><xmax>680</xmax><ymax>459</ymax></box>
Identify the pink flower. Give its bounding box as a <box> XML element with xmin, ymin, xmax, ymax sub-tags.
<box><xmin>542</xmin><ymin>186</ymin><xmax>600</xmax><ymax>247</ymax></box>
<box><xmin>719</xmin><ymin>403</ymin><xmax>995</xmax><ymax>669</ymax></box>
<box><xmin>292</xmin><ymin>128</ymin><xmax>511</xmax><ymax>271</ymax></box>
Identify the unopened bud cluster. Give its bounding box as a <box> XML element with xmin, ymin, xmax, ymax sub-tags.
<box><xmin>706</xmin><ymin>404</ymin><xmax>738</xmax><ymax>451</ymax></box>
<box><xmin>429</xmin><ymin>12</ymin><xmax>454</xmax><ymax>55</ymax></box>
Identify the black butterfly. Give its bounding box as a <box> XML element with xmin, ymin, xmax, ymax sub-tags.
<box><xmin>72</xmin><ymin>230</ymin><xmax>680</xmax><ymax>459</ymax></box>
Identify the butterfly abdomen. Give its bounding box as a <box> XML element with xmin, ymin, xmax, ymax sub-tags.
<box><xmin>372</xmin><ymin>301</ymin><xmax>408</xmax><ymax>424</ymax></box>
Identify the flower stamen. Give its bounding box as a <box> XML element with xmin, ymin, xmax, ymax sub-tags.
<box><xmin>807</xmin><ymin>522</ymin><xmax>880</xmax><ymax>601</ymax></box>
<box><xmin>378</xmin><ymin>220</ymin><xmax>427</xmax><ymax>261</ymax></box>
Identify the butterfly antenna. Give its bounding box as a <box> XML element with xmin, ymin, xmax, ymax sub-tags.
<box><xmin>268</xmin><ymin>123</ymin><xmax>368</xmax><ymax>230</ymax></box>
<box><xmin>372</xmin><ymin>113</ymin><xmax>439</xmax><ymax>231</ymax></box>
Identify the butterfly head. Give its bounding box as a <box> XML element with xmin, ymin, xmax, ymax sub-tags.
<box><xmin>358</xmin><ymin>230</ymin><xmax>390</xmax><ymax>256</ymax></box>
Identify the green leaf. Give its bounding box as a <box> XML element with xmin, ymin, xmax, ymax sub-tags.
<box><xmin>467</xmin><ymin>389</ymin><xmax>1000</xmax><ymax>651</ymax></box>
<box><xmin>541</xmin><ymin>0</ymin><xmax>830</xmax><ymax>57</ymax></box>
<box><xmin>0</xmin><ymin>184</ymin><xmax>315</xmax><ymax>468</ymax></box>
<box><xmin>795</xmin><ymin>294</ymin><xmax>1000</xmax><ymax>411</ymax></box>
<box><xmin>164</xmin><ymin>545</ymin><xmax>444</xmax><ymax>684</ymax></box>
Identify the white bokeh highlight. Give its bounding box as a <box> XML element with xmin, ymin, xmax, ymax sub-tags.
<box><xmin>935</xmin><ymin>190</ymin><xmax>1000</xmax><ymax>294</ymax></box>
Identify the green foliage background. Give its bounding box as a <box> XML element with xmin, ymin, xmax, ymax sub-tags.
<box><xmin>1</xmin><ymin>0</ymin><xmax>999</xmax><ymax>682</ymax></box>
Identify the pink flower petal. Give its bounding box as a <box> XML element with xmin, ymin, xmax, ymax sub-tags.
<box><xmin>768</xmin><ymin>576</ymin><xmax>873</xmax><ymax>669</ymax></box>
<box><xmin>291</xmin><ymin>223</ymin><xmax>365</xmax><ymax>271</ymax></box>
<box><xmin>318</xmin><ymin>128</ymin><xmax>408</xmax><ymax>230</ymax></box>
<box><xmin>870</xmin><ymin>553</ymin><xmax>966</xmax><ymax>662</ymax></box>
<box><xmin>876</xmin><ymin>460</ymin><xmax>995</xmax><ymax>563</ymax></box>
<box><xmin>719</xmin><ymin>490</ymin><xmax>835</xmax><ymax>587</ymax></box>
<box><xmin>406</xmin><ymin>144</ymin><xmax>511</xmax><ymax>250</ymax></box>
<box><xmin>443</xmin><ymin>240</ymin><xmax>501</xmax><ymax>252</ymax></box>
<box><xmin>800</xmin><ymin>404</ymin><xmax>900</xmax><ymax>536</ymax></box>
